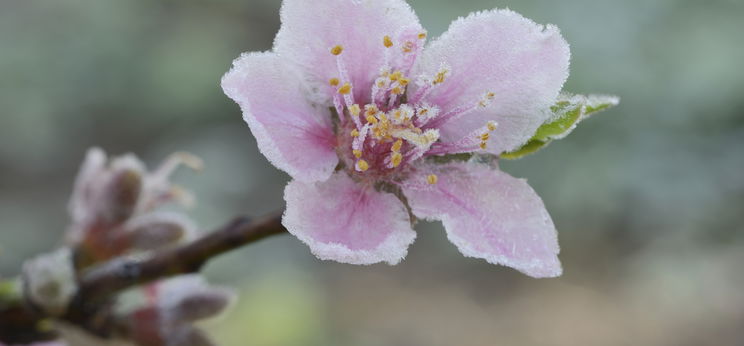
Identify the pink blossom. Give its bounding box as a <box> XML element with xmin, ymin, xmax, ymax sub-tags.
<box><xmin>222</xmin><ymin>0</ymin><xmax>571</xmax><ymax>277</ymax></box>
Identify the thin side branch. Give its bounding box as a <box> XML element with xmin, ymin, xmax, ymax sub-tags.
<box><xmin>62</xmin><ymin>212</ymin><xmax>286</xmax><ymax>337</ymax></box>
<box><xmin>76</xmin><ymin>211</ymin><xmax>285</xmax><ymax>304</ymax></box>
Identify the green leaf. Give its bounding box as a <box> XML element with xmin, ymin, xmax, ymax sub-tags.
<box><xmin>500</xmin><ymin>139</ymin><xmax>549</xmax><ymax>160</ymax></box>
<box><xmin>501</xmin><ymin>93</ymin><xmax>619</xmax><ymax>160</ymax></box>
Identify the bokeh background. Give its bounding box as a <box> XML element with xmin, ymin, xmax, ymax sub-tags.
<box><xmin>2</xmin><ymin>0</ymin><xmax>743</xmax><ymax>345</ymax></box>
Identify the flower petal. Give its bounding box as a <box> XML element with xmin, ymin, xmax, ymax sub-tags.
<box><xmin>68</xmin><ymin>147</ymin><xmax>107</xmax><ymax>225</ymax></box>
<box><xmin>283</xmin><ymin>172</ymin><xmax>416</xmax><ymax>265</ymax></box>
<box><xmin>402</xmin><ymin>162</ymin><xmax>561</xmax><ymax>277</ymax></box>
<box><xmin>415</xmin><ymin>9</ymin><xmax>570</xmax><ymax>154</ymax></box>
<box><xmin>222</xmin><ymin>52</ymin><xmax>337</xmax><ymax>182</ymax></box>
<box><xmin>275</xmin><ymin>0</ymin><xmax>422</xmax><ymax>103</ymax></box>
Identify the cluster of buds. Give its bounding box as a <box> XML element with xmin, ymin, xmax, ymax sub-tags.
<box><xmin>15</xmin><ymin>148</ymin><xmax>238</xmax><ymax>346</ymax></box>
<box><xmin>123</xmin><ymin>275</ymin><xmax>234</xmax><ymax>346</ymax></box>
<box><xmin>66</xmin><ymin>148</ymin><xmax>202</xmax><ymax>269</ymax></box>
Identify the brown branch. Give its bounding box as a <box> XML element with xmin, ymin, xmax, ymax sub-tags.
<box><xmin>62</xmin><ymin>211</ymin><xmax>286</xmax><ymax>337</ymax></box>
<box><xmin>77</xmin><ymin>211</ymin><xmax>284</xmax><ymax>303</ymax></box>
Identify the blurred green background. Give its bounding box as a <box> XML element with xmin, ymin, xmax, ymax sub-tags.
<box><xmin>1</xmin><ymin>0</ymin><xmax>743</xmax><ymax>345</ymax></box>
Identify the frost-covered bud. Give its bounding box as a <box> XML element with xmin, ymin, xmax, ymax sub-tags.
<box><xmin>158</xmin><ymin>275</ymin><xmax>235</xmax><ymax>323</ymax></box>
<box><xmin>125</xmin><ymin>275</ymin><xmax>232</xmax><ymax>346</ymax></box>
<box><xmin>66</xmin><ymin>148</ymin><xmax>201</xmax><ymax>267</ymax></box>
<box><xmin>99</xmin><ymin>160</ymin><xmax>143</xmax><ymax>226</ymax></box>
<box><xmin>118</xmin><ymin>212</ymin><xmax>196</xmax><ymax>252</ymax></box>
<box><xmin>22</xmin><ymin>249</ymin><xmax>77</xmax><ymax>316</ymax></box>
<box><xmin>68</xmin><ymin>148</ymin><xmax>145</xmax><ymax>229</ymax></box>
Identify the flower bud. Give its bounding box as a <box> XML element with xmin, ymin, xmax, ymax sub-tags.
<box><xmin>66</xmin><ymin>148</ymin><xmax>201</xmax><ymax>268</ymax></box>
<box><xmin>158</xmin><ymin>275</ymin><xmax>235</xmax><ymax>323</ymax></box>
<box><xmin>122</xmin><ymin>212</ymin><xmax>195</xmax><ymax>251</ymax></box>
<box><xmin>125</xmin><ymin>275</ymin><xmax>228</xmax><ymax>346</ymax></box>
<box><xmin>22</xmin><ymin>249</ymin><xmax>77</xmax><ymax>316</ymax></box>
<box><xmin>99</xmin><ymin>166</ymin><xmax>142</xmax><ymax>226</ymax></box>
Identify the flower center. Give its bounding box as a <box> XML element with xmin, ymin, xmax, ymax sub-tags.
<box><xmin>327</xmin><ymin>32</ymin><xmax>498</xmax><ymax>181</ymax></box>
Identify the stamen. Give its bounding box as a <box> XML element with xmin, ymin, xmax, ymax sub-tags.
<box><xmin>383</xmin><ymin>35</ymin><xmax>394</xmax><ymax>48</ymax></box>
<box><xmin>402</xmin><ymin>41</ymin><xmax>414</xmax><ymax>53</ymax></box>
<box><xmin>349</xmin><ymin>104</ymin><xmax>361</xmax><ymax>117</ymax></box>
<box><xmin>353</xmin><ymin>149</ymin><xmax>363</xmax><ymax>158</ymax></box>
<box><xmin>414</xmin><ymin>104</ymin><xmax>440</xmax><ymax>126</ymax></box>
<box><xmin>478</xmin><ymin>91</ymin><xmax>496</xmax><ymax>108</ymax></box>
<box><xmin>365</xmin><ymin>104</ymin><xmax>378</xmax><ymax>116</ymax></box>
<box><xmin>395</xmin><ymin>128</ymin><xmax>440</xmax><ymax>150</ymax></box>
<box><xmin>427</xmin><ymin>92</ymin><xmax>495</xmax><ymax>129</ymax></box>
<box><xmin>426</xmin><ymin>121</ymin><xmax>499</xmax><ymax>156</ymax></box>
<box><xmin>409</xmin><ymin>63</ymin><xmax>450</xmax><ymax>104</ymax></box>
<box><xmin>329</xmin><ymin>78</ymin><xmax>340</xmax><ymax>87</ymax></box>
<box><xmin>418</xmin><ymin>32</ymin><xmax>427</xmax><ymax>40</ymax></box>
<box><xmin>356</xmin><ymin>159</ymin><xmax>369</xmax><ymax>172</ymax></box>
<box><xmin>433</xmin><ymin>69</ymin><xmax>449</xmax><ymax>85</ymax></box>
<box><xmin>391</xmin><ymin>139</ymin><xmax>403</xmax><ymax>152</ymax></box>
<box><xmin>330</xmin><ymin>43</ymin><xmax>356</xmax><ymax>114</ymax></box>
<box><xmin>338</xmin><ymin>83</ymin><xmax>352</xmax><ymax>95</ymax></box>
<box><xmin>350</xmin><ymin>129</ymin><xmax>360</xmax><ymax>137</ymax></box>
<box><xmin>390</xmin><ymin>152</ymin><xmax>403</xmax><ymax>167</ymax></box>
<box><xmin>427</xmin><ymin>174</ymin><xmax>438</xmax><ymax>185</ymax></box>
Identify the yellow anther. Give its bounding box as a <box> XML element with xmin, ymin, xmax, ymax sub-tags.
<box><xmin>418</xmin><ymin>108</ymin><xmax>429</xmax><ymax>116</ymax></box>
<box><xmin>389</xmin><ymin>71</ymin><xmax>402</xmax><ymax>81</ymax></box>
<box><xmin>377</xmin><ymin>80</ymin><xmax>386</xmax><ymax>88</ymax></box>
<box><xmin>391</xmin><ymin>139</ymin><xmax>403</xmax><ymax>152</ymax></box>
<box><xmin>433</xmin><ymin>70</ymin><xmax>448</xmax><ymax>85</ymax></box>
<box><xmin>356</xmin><ymin>159</ymin><xmax>369</xmax><ymax>172</ymax></box>
<box><xmin>391</xmin><ymin>152</ymin><xmax>403</xmax><ymax>167</ymax></box>
<box><xmin>391</xmin><ymin>86</ymin><xmax>403</xmax><ymax>95</ymax></box>
<box><xmin>427</xmin><ymin>174</ymin><xmax>438</xmax><ymax>185</ymax></box>
<box><xmin>329</xmin><ymin>78</ymin><xmax>340</xmax><ymax>86</ymax></box>
<box><xmin>399</xmin><ymin>78</ymin><xmax>410</xmax><ymax>86</ymax></box>
<box><xmin>479</xmin><ymin>142</ymin><xmax>488</xmax><ymax>150</ymax></box>
<box><xmin>402</xmin><ymin>41</ymin><xmax>414</xmax><ymax>53</ymax></box>
<box><xmin>349</xmin><ymin>104</ymin><xmax>361</xmax><ymax>116</ymax></box>
<box><xmin>331</xmin><ymin>45</ymin><xmax>344</xmax><ymax>55</ymax></box>
<box><xmin>383</xmin><ymin>35</ymin><xmax>394</xmax><ymax>48</ymax></box>
<box><xmin>424</xmin><ymin>130</ymin><xmax>439</xmax><ymax>142</ymax></box>
<box><xmin>365</xmin><ymin>104</ymin><xmax>378</xmax><ymax>116</ymax></box>
<box><xmin>353</xmin><ymin>149</ymin><xmax>363</xmax><ymax>158</ymax></box>
<box><xmin>350</xmin><ymin>129</ymin><xmax>360</xmax><ymax>137</ymax></box>
<box><xmin>338</xmin><ymin>83</ymin><xmax>352</xmax><ymax>95</ymax></box>
<box><xmin>366</xmin><ymin>115</ymin><xmax>378</xmax><ymax>124</ymax></box>
<box><xmin>486</xmin><ymin>92</ymin><xmax>496</xmax><ymax>99</ymax></box>
<box><xmin>487</xmin><ymin>121</ymin><xmax>498</xmax><ymax>131</ymax></box>
<box><xmin>372</xmin><ymin>127</ymin><xmax>382</xmax><ymax>139</ymax></box>
<box><xmin>418</xmin><ymin>32</ymin><xmax>427</xmax><ymax>40</ymax></box>
<box><xmin>379</xmin><ymin>113</ymin><xmax>388</xmax><ymax>123</ymax></box>
<box><xmin>480</xmin><ymin>133</ymin><xmax>490</xmax><ymax>141</ymax></box>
